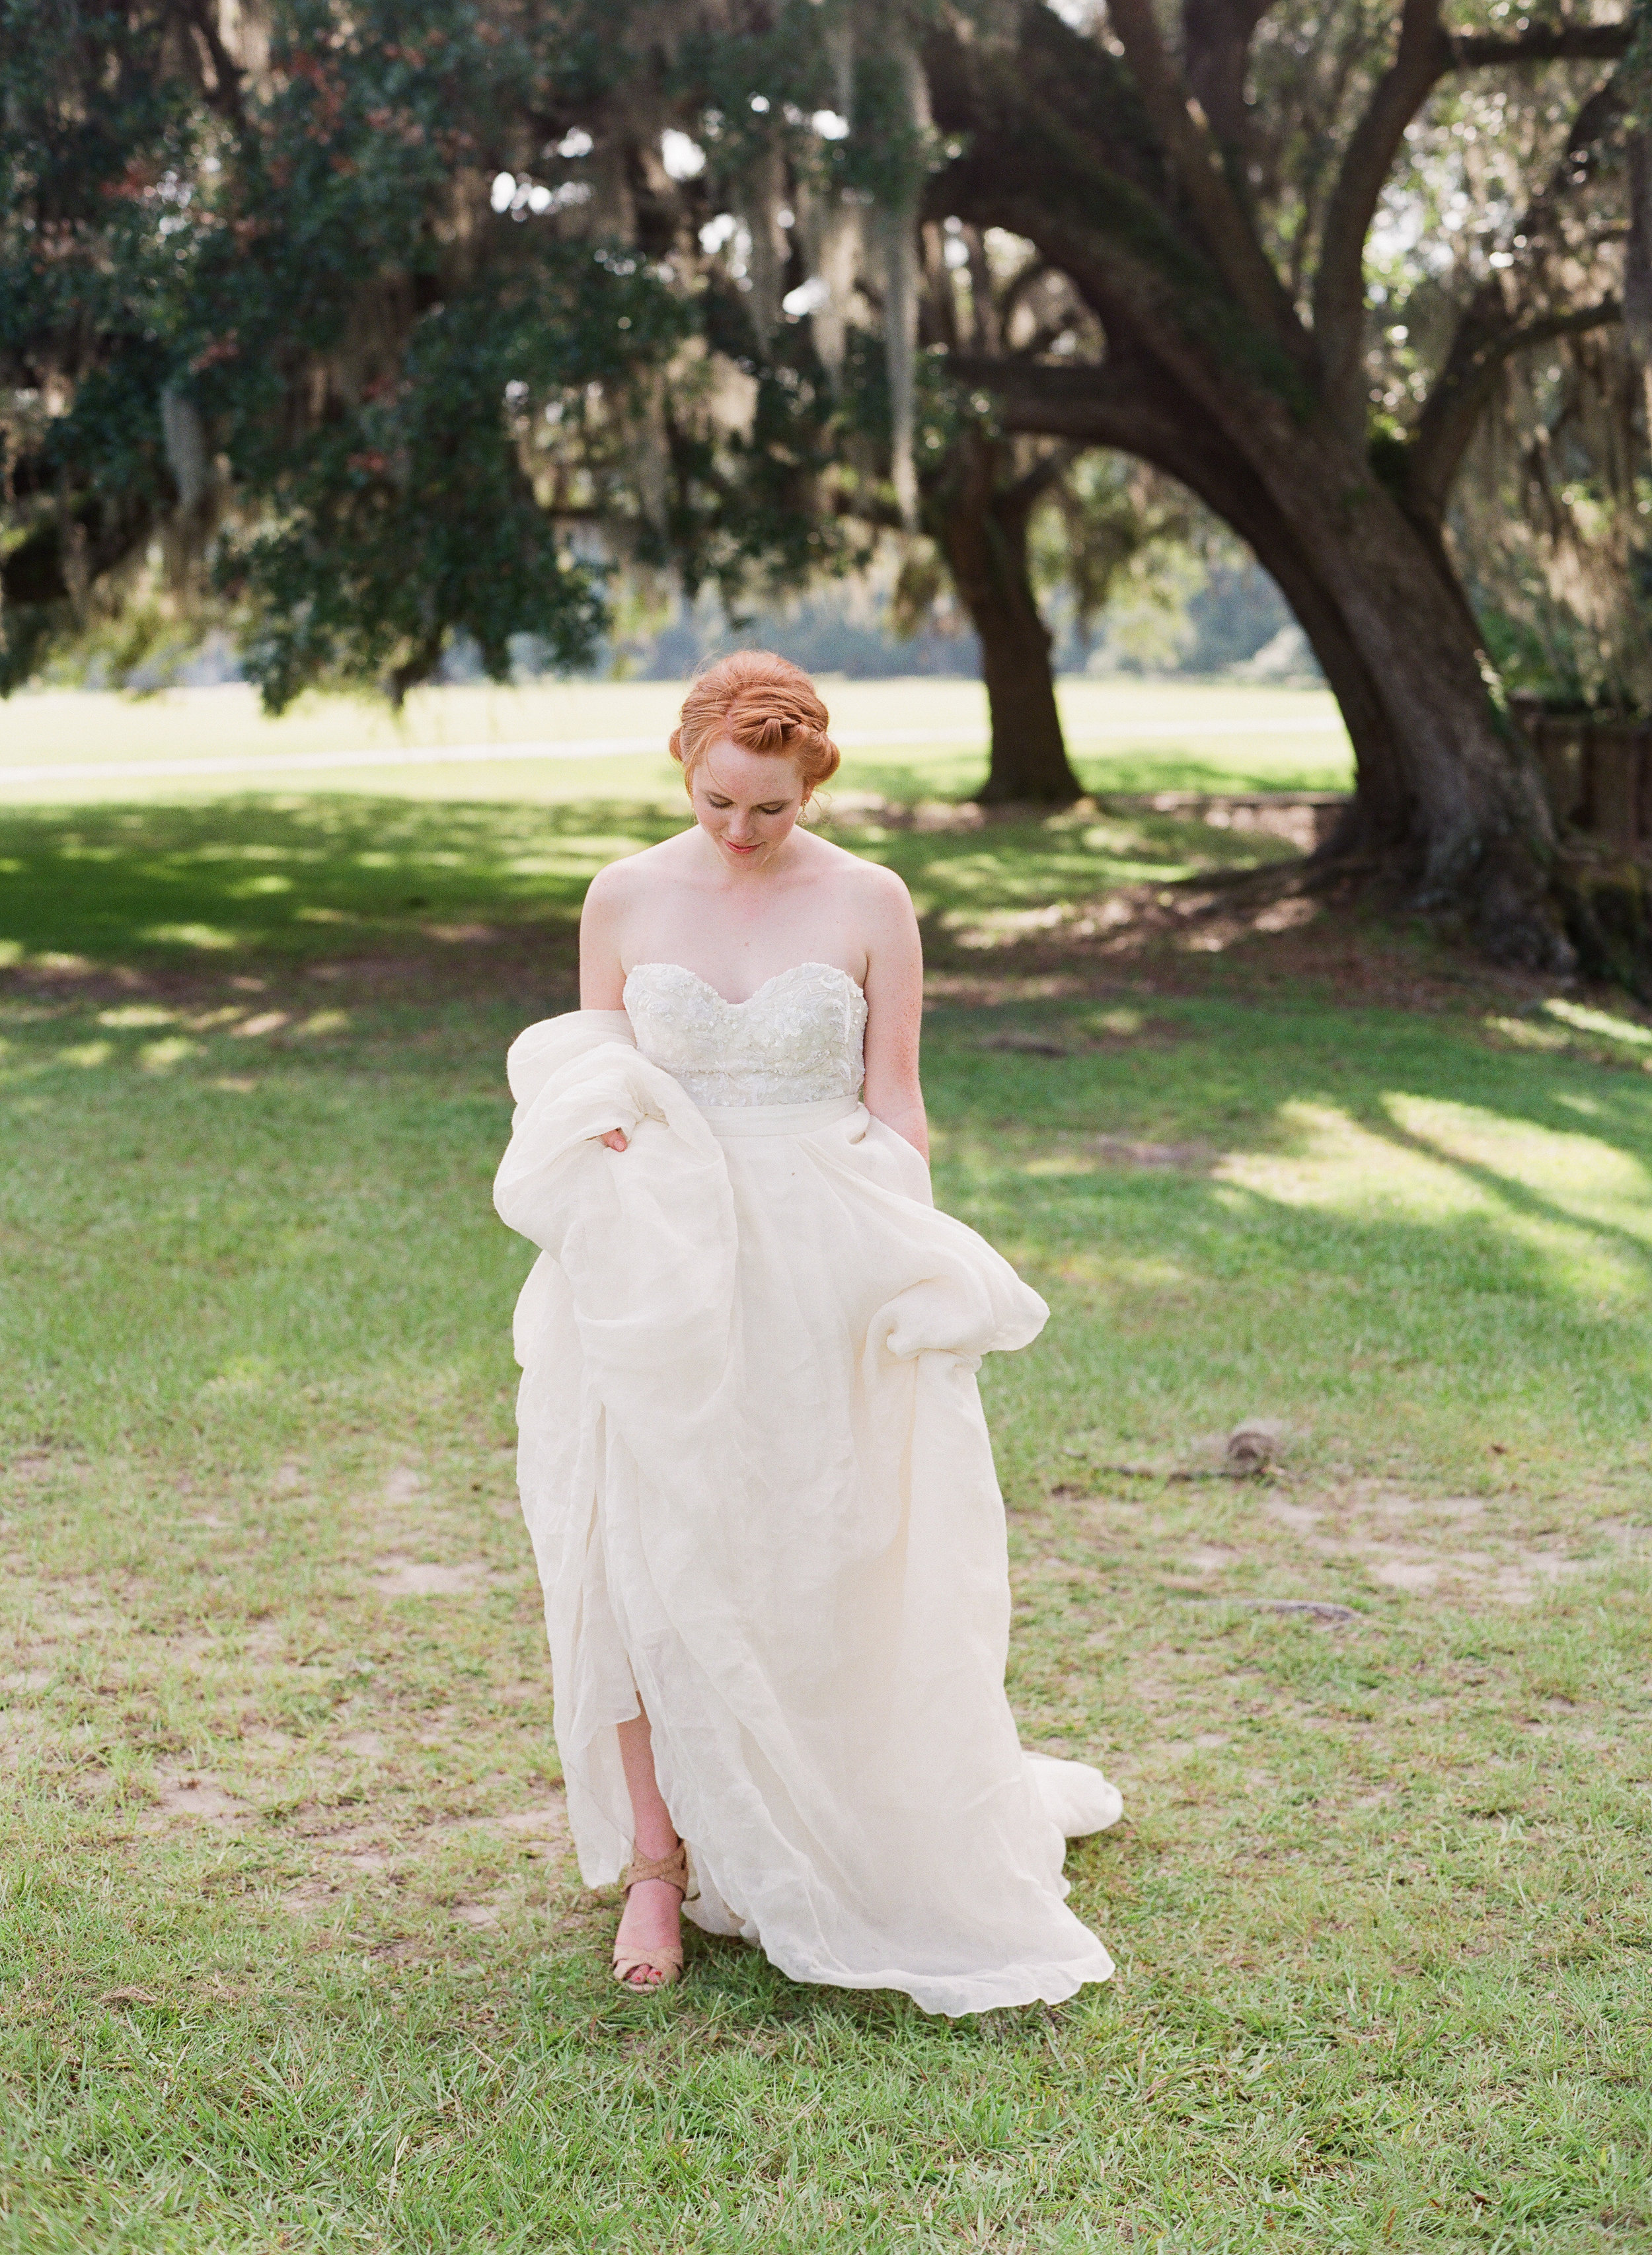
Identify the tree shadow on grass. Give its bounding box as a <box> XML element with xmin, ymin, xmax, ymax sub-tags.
<box><xmin>926</xmin><ymin>995</ymin><xmax>1652</xmax><ymax>1476</ymax></box>
<box><xmin>0</xmin><ymin>795</ymin><xmax>1294</xmax><ymax>977</ymax></box>
<box><xmin>0</xmin><ymin>797</ymin><xmax>687</xmax><ymax>971</ymax></box>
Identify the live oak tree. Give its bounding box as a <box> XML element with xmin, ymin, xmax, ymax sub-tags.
<box><xmin>913</xmin><ymin>0</ymin><xmax>1643</xmax><ymax>958</ymax></box>
<box><xmin>0</xmin><ymin>1</ymin><xmax>839</xmax><ymax>709</ymax></box>
<box><xmin>651</xmin><ymin>0</ymin><xmax>1647</xmax><ymax>955</ymax></box>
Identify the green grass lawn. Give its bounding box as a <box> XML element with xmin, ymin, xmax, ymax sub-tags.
<box><xmin>1</xmin><ymin>728</ymin><xmax>1649</xmax><ymax>2252</ymax></box>
<box><xmin>0</xmin><ymin>677</ymin><xmax>1353</xmax><ymax>805</ymax></box>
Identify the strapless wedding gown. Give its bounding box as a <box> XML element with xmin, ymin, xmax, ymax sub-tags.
<box><xmin>494</xmin><ymin>962</ymin><xmax>1121</xmax><ymax>2015</ymax></box>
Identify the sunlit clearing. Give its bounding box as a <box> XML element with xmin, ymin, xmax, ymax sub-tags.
<box><xmin>1219</xmin><ymin>1097</ymin><xmax>1652</xmax><ymax>1305</ymax></box>
<box><xmin>139</xmin><ymin>1038</ymin><xmax>200</xmax><ymax>1072</ymax></box>
<box><xmin>1219</xmin><ymin>1100</ymin><xmax>1487</xmax><ymax>1220</ymax></box>
<box><xmin>1545</xmin><ymin>998</ymin><xmax>1652</xmax><ymax>1049</ymax></box>
<box><xmin>1384</xmin><ymin>1094</ymin><xmax>1652</xmax><ymax>1249</ymax></box>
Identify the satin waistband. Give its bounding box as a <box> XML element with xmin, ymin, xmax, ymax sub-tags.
<box><xmin>696</xmin><ymin>1092</ymin><xmax>862</xmax><ymax>1138</ymax></box>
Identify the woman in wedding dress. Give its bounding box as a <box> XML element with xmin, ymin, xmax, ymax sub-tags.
<box><xmin>494</xmin><ymin>651</ymin><xmax>1121</xmax><ymax>2015</ymax></box>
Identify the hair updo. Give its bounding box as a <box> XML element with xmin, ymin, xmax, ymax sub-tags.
<box><xmin>669</xmin><ymin>649</ymin><xmax>841</xmax><ymax>798</ymax></box>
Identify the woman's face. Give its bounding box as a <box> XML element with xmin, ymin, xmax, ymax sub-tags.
<box><xmin>688</xmin><ymin>738</ymin><xmax>808</xmax><ymax>871</ymax></box>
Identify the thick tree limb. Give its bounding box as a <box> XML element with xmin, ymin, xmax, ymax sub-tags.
<box><xmin>1181</xmin><ymin>0</ymin><xmax>1275</xmax><ymax>148</ymax></box>
<box><xmin>1448</xmin><ymin>22</ymin><xmax>1635</xmax><ymax>69</ymax></box>
<box><xmin>949</xmin><ymin>355</ymin><xmax>1175</xmax><ymax>451</ymax></box>
<box><xmin>1104</xmin><ymin>0</ymin><xmax>1302</xmax><ymax>344</ymax></box>
<box><xmin>1411</xmin><ymin>297</ymin><xmax>1622</xmax><ymax>520</ymax></box>
<box><xmin>1314</xmin><ymin>0</ymin><xmax>1446</xmax><ymax>437</ymax></box>
<box><xmin>928</xmin><ymin>10</ymin><xmax>1247</xmax><ymax>387</ymax></box>
<box><xmin>1314</xmin><ymin>5</ymin><xmax>1633</xmax><ymax>438</ymax></box>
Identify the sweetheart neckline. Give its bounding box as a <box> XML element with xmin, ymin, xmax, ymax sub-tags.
<box><xmin>625</xmin><ymin>959</ymin><xmax>866</xmax><ymax>1010</ymax></box>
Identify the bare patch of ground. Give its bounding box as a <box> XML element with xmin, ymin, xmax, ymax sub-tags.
<box><xmin>1032</xmin><ymin>1476</ymin><xmax>1646</xmax><ymax>1616</ymax></box>
<box><xmin>144</xmin><ymin>1771</ymin><xmax>255</xmax><ymax>1826</ymax></box>
<box><xmin>369</xmin><ymin>1557</ymin><xmax>499</xmax><ymax>1598</ymax></box>
<box><xmin>1092</xmin><ymin>1134</ymin><xmax>1215</xmax><ymax>1171</ymax></box>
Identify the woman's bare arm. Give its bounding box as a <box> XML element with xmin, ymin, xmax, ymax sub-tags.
<box><xmin>859</xmin><ymin>867</ymin><xmax>928</xmax><ymax>1161</ymax></box>
<box><xmin>579</xmin><ymin>860</ymin><xmax>632</xmax><ymax>1147</ymax></box>
<box><xmin>579</xmin><ymin>861</ymin><xmax>631</xmax><ymax>1010</ymax></box>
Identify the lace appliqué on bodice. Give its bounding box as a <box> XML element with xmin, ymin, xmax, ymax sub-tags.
<box><xmin>623</xmin><ymin>961</ymin><xmax>867</xmax><ymax>1108</ymax></box>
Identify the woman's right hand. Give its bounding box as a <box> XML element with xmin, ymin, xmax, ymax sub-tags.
<box><xmin>601</xmin><ymin>1129</ymin><xmax>628</xmax><ymax>1153</ymax></box>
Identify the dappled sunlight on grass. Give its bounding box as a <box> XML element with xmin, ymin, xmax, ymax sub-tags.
<box><xmin>1218</xmin><ymin>1097</ymin><xmax>1501</xmax><ymax>1219</ymax></box>
<box><xmin>1544</xmin><ymin>998</ymin><xmax>1652</xmax><ymax>1051</ymax></box>
<box><xmin>0</xmin><ymin>793</ymin><xmax>1304</xmax><ymax>978</ymax></box>
<box><xmin>917</xmin><ymin>992</ymin><xmax>1652</xmax><ymax>1495</ymax></box>
<box><xmin>1215</xmin><ymin>1093</ymin><xmax>1652</xmax><ymax>1312</ymax></box>
<box><xmin>0</xmin><ymin>797</ymin><xmax>683</xmax><ymax>970</ymax></box>
<box><xmin>1387</xmin><ymin>1093</ymin><xmax>1652</xmax><ymax>1241</ymax></box>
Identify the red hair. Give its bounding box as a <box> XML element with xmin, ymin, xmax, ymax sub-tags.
<box><xmin>669</xmin><ymin>649</ymin><xmax>840</xmax><ymax>796</ymax></box>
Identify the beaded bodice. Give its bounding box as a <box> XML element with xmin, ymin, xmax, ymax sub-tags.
<box><xmin>622</xmin><ymin>961</ymin><xmax>867</xmax><ymax>1109</ymax></box>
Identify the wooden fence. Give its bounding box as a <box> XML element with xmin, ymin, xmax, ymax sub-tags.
<box><xmin>1510</xmin><ymin>703</ymin><xmax>1652</xmax><ymax>854</ymax></box>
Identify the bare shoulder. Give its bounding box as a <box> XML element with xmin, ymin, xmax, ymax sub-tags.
<box><xmin>804</xmin><ymin>832</ymin><xmax>915</xmax><ymax>919</ymax></box>
<box><xmin>583</xmin><ymin>831</ymin><xmax>691</xmax><ymax>907</ymax></box>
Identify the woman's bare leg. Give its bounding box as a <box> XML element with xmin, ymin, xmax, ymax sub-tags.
<box><xmin>613</xmin><ymin>1709</ymin><xmax>683</xmax><ymax>1986</ymax></box>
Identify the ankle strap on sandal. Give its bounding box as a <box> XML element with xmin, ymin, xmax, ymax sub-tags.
<box><xmin>622</xmin><ymin>1843</ymin><xmax>691</xmax><ymax>1899</ymax></box>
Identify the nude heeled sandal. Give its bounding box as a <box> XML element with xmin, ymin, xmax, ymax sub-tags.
<box><xmin>612</xmin><ymin>1842</ymin><xmax>691</xmax><ymax>1989</ymax></box>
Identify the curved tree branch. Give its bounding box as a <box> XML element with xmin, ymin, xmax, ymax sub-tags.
<box><xmin>1411</xmin><ymin>297</ymin><xmax>1623</xmax><ymax>518</ymax></box>
<box><xmin>1104</xmin><ymin>0</ymin><xmax>1302</xmax><ymax>346</ymax></box>
<box><xmin>1314</xmin><ymin>0</ymin><xmax>1446</xmax><ymax>437</ymax></box>
<box><xmin>169</xmin><ymin>0</ymin><xmax>247</xmax><ymax>126</ymax></box>
<box><xmin>1411</xmin><ymin>52</ymin><xmax>1636</xmax><ymax>515</ymax></box>
<box><xmin>946</xmin><ymin>349</ymin><xmax>1411</xmax><ymax>823</ymax></box>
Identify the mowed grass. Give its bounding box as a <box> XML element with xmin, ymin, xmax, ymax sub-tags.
<box><xmin>0</xmin><ymin>677</ymin><xmax>1353</xmax><ymax>805</ymax></box>
<box><xmin>1</xmin><ymin>758</ymin><xmax>1650</xmax><ymax>2254</ymax></box>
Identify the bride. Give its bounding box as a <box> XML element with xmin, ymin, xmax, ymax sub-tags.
<box><xmin>494</xmin><ymin>651</ymin><xmax>1121</xmax><ymax>2015</ymax></box>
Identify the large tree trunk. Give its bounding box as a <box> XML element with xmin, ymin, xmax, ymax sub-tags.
<box><xmin>1226</xmin><ymin>418</ymin><xmax>1561</xmax><ymax>955</ymax></box>
<box><xmin>922</xmin><ymin>4</ymin><xmax>1605</xmax><ymax>973</ymax></box>
<box><xmin>932</xmin><ymin>429</ymin><xmax>1083</xmax><ymax>803</ymax></box>
<box><xmin>963</xmin><ymin>357</ymin><xmax>1568</xmax><ymax>965</ymax></box>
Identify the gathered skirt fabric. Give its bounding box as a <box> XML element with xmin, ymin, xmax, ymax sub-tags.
<box><xmin>494</xmin><ymin>1010</ymin><xmax>1118</xmax><ymax>2016</ymax></box>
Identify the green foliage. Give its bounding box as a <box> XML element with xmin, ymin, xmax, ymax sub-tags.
<box><xmin>1030</xmin><ymin>452</ymin><xmax>1209</xmax><ymax>668</ymax></box>
<box><xmin>663</xmin><ymin>295</ymin><xmax>870</xmax><ymax>616</ymax></box>
<box><xmin>217</xmin><ymin>255</ymin><xmax>684</xmax><ymax>709</ymax></box>
<box><xmin>1454</xmin><ymin>375</ymin><xmax>1652</xmax><ymax>715</ymax></box>
<box><xmin>0</xmin><ymin>3</ymin><xmax>720</xmax><ymax>704</ymax></box>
